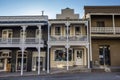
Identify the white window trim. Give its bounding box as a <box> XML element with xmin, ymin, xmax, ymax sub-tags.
<box><xmin>54</xmin><ymin>26</ymin><xmax>62</xmax><ymax>36</ymax></box>
<box><xmin>2</xmin><ymin>29</ymin><xmax>13</xmax><ymax>39</ymax></box>
<box><xmin>74</xmin><ymin>26</ymin><xmax>82</xmax><ymax>36</ymax></box>
<box><xmin>16</xmin><ymin>50</ymin><xmax>27</xmax><ymax>71</ymax></box>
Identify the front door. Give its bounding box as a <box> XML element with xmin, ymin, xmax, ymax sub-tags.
<box><xmin>32</xmin><ymin>52</ymin><xmax>46</xmax><ymax>71</ymax></box>
<box><xmin>99</xmin><ymin>45</ymin><xmax>110</xmax><ymax>66</ymax></box>
<box><xmin>0</xmin><ymin>50</ymin><xmax>11</xmax><ymax>72</ymax></box>
<box><xmin>75</xmin><ymin>50</ymin><xmax>83</xmax><ymax>65</ymax></box>
<box><xmin>16</xmin><ymin>51</ymin><xmax>27</xmax><ymax>71</ymax></box>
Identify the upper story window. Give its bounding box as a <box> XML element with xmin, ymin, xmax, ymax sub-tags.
<box><xmin>96</xmin><ymin>21</ymin><xmax>105</xmax><ymax>27</ymax></box>
<box><xmin>55</xmin><ymin>26</ymin><xmax>61</xmax><ymax>35</ymax></box>
<box><xmin>75</xmin><ymin>26</ymin><xmax>81</xmax><ymax>35</ymax></box>
<box><xmin>36</xmin><ymin>29</ymin><xmax>42</xmax><ymax>38</ymax></box>
<box><xmin>2</xmin><ymin>29</ymin><xmax>13</xmax><ymax>39</ymax></box>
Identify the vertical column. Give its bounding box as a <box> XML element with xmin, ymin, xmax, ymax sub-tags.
<box><xmin>66</xmin><ymin>45</ymin><xmax>69</xmax><ymax>70</ymax></box>
<box><xmin>21</xmin><ymin>25</ymin><xmax>27</xmax><ymax>44</ymax></box>
<box><xmin>48</xmin><ymin>23</ymin><xmax>51</xmax><ymax>42</ymax></box>
<box><xmin>42</xmin><ymin>57</ymin><xmax>45</xmax><ymax>71</ymax></box>
<box><xmin>38</xmin><ymin>25</ymin><xmax>42</xmax><ymax>44</ymax></box>
<box><xmin>112</xmin><ymin>14</ymin><xmax>116</xmax><ymax>34</ymax></box>
<box><xmin>86</xmin><ymin>21</ymin><xmax>89</xmax><ymax>42</ymax></box>
<box><xmin>66</xmin><ymin>20</ymin><xmax>70</xmax><ymax>70</ymax></box>
<box><xmin>20</xmin><ymin>47</ymin><xmax>25</xmax><ymax>76</ymax></box>
<box><xmin>47</xmin><ymin>45</ymin><xmax>50</xmax><ymax>73</ymax></box>
<box><xmin>87</xmin><ymin>45</ymin><xmax>90</xmax><ymax>69</ymax></box>
<box><xmin>37</xmin><ymin>47</ymin><xmax>41</xmax><ymax>75</ymax></box>
<box><xmin>20</xmin><ymin>25</ymin><xmax>27</xmax><ymax>76</ymax></box>
<box><xmin>47</xmin><ymin>23</ymin><xmax>51</xmax><ymax>73</ymax></box>
<box><xmin>89</xmin><ymin>15</ymin><xmax>92</xmax><ymax>68</ymax></box>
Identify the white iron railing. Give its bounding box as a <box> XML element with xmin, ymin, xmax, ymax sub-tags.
<box><xmin>115</xmin><ymin>27</ymin><xmax>120</xmax><ymax>33</ymax></box>
<box><xmin>49</xmin><ymin>35</ymin><xmax>87</xmax><ymax>41</ymax></box>
<box><xmin>50</xmin><ymin>35</ymin><xmax>67</xmax><ymax>41</ymax></box>
<box><xmin>0</xmin><ymin>38</ymin><xmax>44</xmax><ymax>44</ymax></box>
<box><xmin>91</xmin><ymin>27</ymin><xmax>114</xmax><ymax>33</ymax></box>
<box><xmin>69</xmin><ymin>35</ymin><xmax>87</xmax><ymax>41</ymax></box>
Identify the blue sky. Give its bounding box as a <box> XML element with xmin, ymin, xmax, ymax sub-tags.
<box><xmin>0</xmin><ymin>0</ymin><xmax>120</xmax><ymax>19</ymax></box>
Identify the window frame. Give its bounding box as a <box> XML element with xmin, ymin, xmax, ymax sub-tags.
<box><xmin>55</xmin><ymin>26</ymin><xmax>61</xmax><ymax>36</ymax></box>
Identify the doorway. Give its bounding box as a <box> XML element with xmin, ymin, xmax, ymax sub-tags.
<box><xmin>16</xmin><ymin>50</ymin><xmax>27</xmax><ymax>71</ymax></box>
<box><xmin>0</xmin><ymin>50</ymin><xmax>12</xmax><ymax>72</ymax></box>
<box><xmin>99</xmin><ymin>45</ymin><xmax>111</xmax><ymax>66</ymax></box>
<box><xmin>32</xmin><ymin>52</ymin><xmax>46</xmax><ymax>71</ymax></box>
<box><xmin>75</xmin><ymin>49</ymin><xmax>84</xmax><ymax>65</ymax></box>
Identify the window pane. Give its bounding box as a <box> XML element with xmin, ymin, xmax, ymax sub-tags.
<box><xmin>55</xmin><ymin>50</ymin><xmax>72</xmax><ymax>61</ymax></box>
<box><xmin>55</xmin><ymin>27</ymin><xmax>61</xmax><ymax>35</ymax></box>
<box><xmin>97</xmin><ymin>21</ymin><xmax>105</xmax><ymax>27</ymax></box>
<box><xmin>75</xmin><ymin>26</ymin><xmax>81</xmax><ymax>35</ymax></box>
<box><xmin>0</xmin><ymin>59</ymin><xmax>4</xmax><ymax>69</ymax></box>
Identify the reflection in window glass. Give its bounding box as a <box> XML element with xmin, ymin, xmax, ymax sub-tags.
<box><xmin>0</xmin><ymin>59</ymin><xmax>4</xmax><ymax>69</ymax></box>
<box><xmin>55</xmin><ymin>50</ymin><xmax>72</xmax><ymax>61</ymax></box>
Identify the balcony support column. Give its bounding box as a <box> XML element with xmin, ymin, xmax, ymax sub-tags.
<box><xmin>37</xmin><ymin>47</ymin><xmax>41</xmax><ymax>75</ymax></box>
<box><xmin>86</xmin><ymin>45</ymin><xmax>90</xmax><ymax>69</ymax></box>
<box><xmin>47</xmin><ymin>45</ymin><xmax>51</xmax><ymax>73</ymax></box>
<box><xmin>47</xmin><ymin>23</ymin><xmax>51</xmax><ymax>73</ymax></box>
<box><xmin>65</xmin><ymin>45</ymin><xmax>70</xmax><ymax>70</ymax></box>
<box><xmin>112</xmin><ymin>14</ymin><xmax>116</xmax><ymax>34</ymax></box>
<box><xmin>89</xmin><ymin>15</ymin><xmax>92</xmax><ymax>68</ymax></box>
<box><xmin>65</xmin><ymin>20</ymin><xmax>70</xmax><ymax>70</ymax></box>
<box><xmin>20</xmin><ymin>47</ymin><xmax>26</xmax><ymax>76</ymax></box>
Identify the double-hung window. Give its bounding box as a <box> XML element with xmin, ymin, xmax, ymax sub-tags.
<box><xmin>55</xmin><ymin>26</ymin><xmax>61</xmax><ymax>35</ymax></box>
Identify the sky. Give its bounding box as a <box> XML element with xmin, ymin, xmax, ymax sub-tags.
<box><xmin>0</xmin><ymin>0</ymin><xmax>120</xmax><ymax>19</ymax></box>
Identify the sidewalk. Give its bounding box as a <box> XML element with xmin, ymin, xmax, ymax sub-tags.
<box><xmin>0</xmin><ymin>71</ymin><xmax>47</xmax><ymax>78</ymax></box>
<box><xmin>0</xmin><ymin>68</ymin><xmax>90</xmax><ymax>78</ymax></box>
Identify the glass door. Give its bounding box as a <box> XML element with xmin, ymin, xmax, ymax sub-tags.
<box><xmin>99</xmin><ymin>45</ymin><xmax>110</xmax><ymax>66</ymax></box>
<box><xmin>16</xmin><ymin>51</ymin><xmax>27</xmax><ymax>71</ymax></box>
<box><xmin>75</xmin><ymin>49</ymin><xmax>83</xmax><ymax>65</ymax></box>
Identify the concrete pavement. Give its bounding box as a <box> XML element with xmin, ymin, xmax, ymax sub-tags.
<box><xmin>0</xmin><ymin>72</ymin><xmax>120</xmax><ymax>80</ymax></box>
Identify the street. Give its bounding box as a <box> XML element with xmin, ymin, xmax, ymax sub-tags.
<box><xmin>0</xmin><ymin>72</ymin><xmax>120</xmax><ymax>80</ymax></box>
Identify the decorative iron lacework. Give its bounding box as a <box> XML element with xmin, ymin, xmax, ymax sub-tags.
<box><xmin>0</xmin><ymin>21</ymin><xmax>48</xmax><ymax>24</ymax></box>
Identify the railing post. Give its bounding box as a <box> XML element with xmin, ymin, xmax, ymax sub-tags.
<box><xmin>48</xmin><ymin>23</ymin><xmax>51</xmax><ymax>42</ymax></box>
<box><xmin>112</xmin><ymin>14</ymin><xmax>116</xmax><ymax>34</ymax></box>
<box><xmin>38</xmin><ymin>25</ymin><xmax>42</xmax><ymax>44</ymax></box>
<box><xmin>85</xmin><ymin>21</ymin><xmax>89</xmax><ymax>42</ymax></box>
<box><xmin>21</xmin><ymin>25</ymin><xmax>27</xmax><ymax>44</ymax></box>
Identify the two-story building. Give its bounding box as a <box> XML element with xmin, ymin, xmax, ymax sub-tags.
<box><xmin>0</xmin><ymin>16</ymin><xmax>48</xmax><ymax>75</ymax></box>
<box><xmin>0</xmin><ymin>6</ymin><xmax>120</xmax><ymax>76</ymax></box>
<box><xmin>84</xmin><ymin>6</ymin><xmax>120</xmax><ymax>71</ymax></box>
<box><xmin>47</xmin><ymin>8</ymin><xmax>90</xmax><ymax>73</ymax></box>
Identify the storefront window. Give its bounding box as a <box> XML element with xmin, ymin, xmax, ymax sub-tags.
<box><xmin>55</xmin><ymin>50</ymin><xmax>72</xmax><ymax>61</ymax></box>
<box><xmin>0</xmin><ymin>59</ymin><xmax>4</xmax><ymax>69</ymax></box>
<box><xmin>17</xmin><ymin>51</ymin><xmax>27</xmax><ymax>71</ymax></box>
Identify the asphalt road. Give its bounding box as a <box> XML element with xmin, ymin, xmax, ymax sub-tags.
<box><xmin>0</xmin><ymin>72</ymin><xmax>120</xmax><ymax>80</ymax></box>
